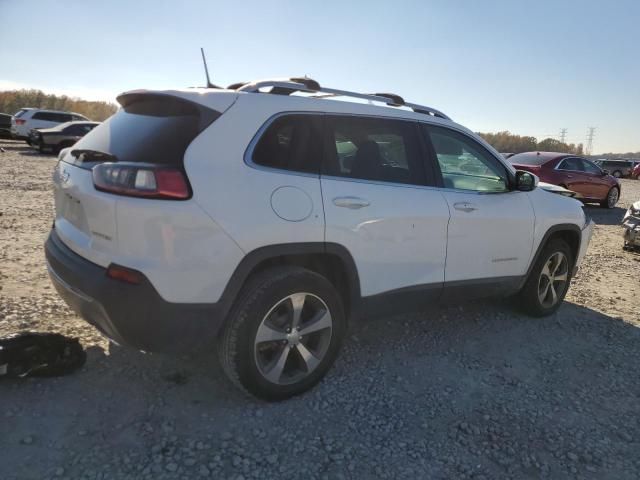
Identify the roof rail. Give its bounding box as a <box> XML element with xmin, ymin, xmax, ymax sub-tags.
<box><xmin>233</xmin><ymin>78</ymin><xmax>450</xmax><ymax>120</ymax></box>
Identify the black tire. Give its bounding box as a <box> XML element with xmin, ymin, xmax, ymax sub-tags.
<box><xmin>218</xmin><ymin>266</ymin><xmax>346</xmax><ymax>401</ymax></box>
<box><xmin>519</xmin><ymin>239</ymin><xmax>574</xmax><ymax>317</ymax></box>
<box><xmin>38</xmin><ymin>143</ymin><xmax>46</xmax><ymax>153</ymax></box>
<box><xmin>600</xmin><ymin>186</ymin><xmax>619</xmax><ymax>208</ymax></box>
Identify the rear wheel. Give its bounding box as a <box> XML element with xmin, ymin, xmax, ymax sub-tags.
<box><xmin>600</xmin><ymin>187</ymin><xmax>619</xmax><ymax>208</ymax></box>
<box><xmin>519</xmin><ymin>239</ymin><xmax>573</xmax><ymax>317</ymax></box>
<box><xmin>218</xmin><ymin>267</ymin><xmax>346</xmax><ymax>401</ymax></box>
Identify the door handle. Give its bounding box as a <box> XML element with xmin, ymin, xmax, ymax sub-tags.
<box><xmin>453</xmin><ymin>202</ymin><xmax>477</xmax><ymax>213</ymax></box>
<box><xmin>333</xmin><ymin>196</ymin><xmax>370</xmax><ymax>209</ymax></box>
<box><xmin>566</xmin><ymin>174</ymin><xmax>573</xmax><ymax>178</ymax></box>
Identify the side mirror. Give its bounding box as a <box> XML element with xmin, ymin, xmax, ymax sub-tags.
<box><xmin>602</xmin><ymin>169</ymin><xmax>609</xmax><ymax>176</ymax></box>
<box><xmin>515</xmin><ymin>170</ymin><xmax>538</xmax><ymax>191</ymax></box>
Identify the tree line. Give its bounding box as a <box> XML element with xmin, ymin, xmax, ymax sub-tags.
<box><xmin>477</xmin><ymin>131</ymin><xmax>584</xmax><ymax>155</ymax></box>
<box><xmin>0</xmin><ymin>89</ymin><xmax>118</xmax><ymax>121</ymax></box>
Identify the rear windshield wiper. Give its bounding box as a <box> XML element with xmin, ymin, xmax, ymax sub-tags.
<box><xmin>70</xmin><ymin>149</ymin><xmax>118</xmax><ymax>162</ymax></box>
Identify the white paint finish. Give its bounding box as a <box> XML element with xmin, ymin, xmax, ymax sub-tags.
<box><xmin>52</xmin><ymin>161</ymin><xmax>118</xmax><ymax>268</ymax></box>
<box><xmin>321</xmin><ymin>178</ymin><xmax>450</xmax><ymax>296</ymax></box>
<box><xmin>114</xmin><ymin>198</ymin><xmax>244</xmax><ymax>303</ymax></box>
<box><xmin>185</xmin><ymin>95</ymin><xmax>325</xmax><ymax>254</ymax></box>
<box><xmin>441</xmin><ymin>190</ymin><xmax>535</xmax><ymax>281</ymax></box>
<box><xmin>52</xmin><ymin>159</ymin><xmax>245</xmax><ymax>304</ymax></box>
<box><xmin>270</xmin><ymin>186</ymin><xmax>313</xmax><ymax>222</ymax></box>
<box><xmin>526</xmin><ymin>187</ymin><xmax>586</xmax><ymax>262</ymax></box>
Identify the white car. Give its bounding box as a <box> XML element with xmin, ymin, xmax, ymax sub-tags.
<box><xmin>11</xmin><ymin>108</ymin><xmax>89</xmax><ymax>141</ymax></box>
<box><xmin>45</xmin><ymin>78</ymin><xmax>594</xmax><ymax>400</ymax></box>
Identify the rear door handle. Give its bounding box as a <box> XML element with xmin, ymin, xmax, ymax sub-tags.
<box><xmin>453</xmin><ymin>202</ymin><xmax>477</xmax><ymax>213</ymax></box>
<box><xmin>333</xmin><ymin>196</ymin><xmax>370</xmax><ymax>209</ymax></box>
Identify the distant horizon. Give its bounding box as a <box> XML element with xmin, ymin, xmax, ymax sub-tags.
<box><xmin>1</xmin><ymin>0</ymin><xmax>637</xmax><ymax>154</ymax></box>
<box><xmin>2</xmin><ymin>80</ymin><xmax>637</xmax><ymax>156</ymax></box>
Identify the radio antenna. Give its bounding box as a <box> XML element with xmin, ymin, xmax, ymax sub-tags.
<box><xmin>200</xmin><ymin>48</ymin><xmax>220</xmax><ymax>88</ymax></box>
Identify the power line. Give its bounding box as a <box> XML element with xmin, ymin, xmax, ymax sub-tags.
<box><xmin>585</xmin><ymin>127</ymin><xmax>596</xmax><ymax>155</ymax></box>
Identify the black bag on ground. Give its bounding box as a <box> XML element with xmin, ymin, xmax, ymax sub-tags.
<box><xmin>0</xmin><ymin>332</ymin><xmax>86</xmax><ymax>378</ymax></box>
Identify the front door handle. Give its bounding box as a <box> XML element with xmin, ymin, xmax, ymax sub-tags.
<box><xmin>333</xmin><ymin>196</ymin><xmax>370</xmax><ymax>209</ymax></box>
<box><xmin>566</xmin><ymin>174</ymin><xmax>573</xmax><ymax>178</ymax></box>
<box><xmin>453</xmin><ymin>202</ymin><xmax>477</xmax><ymax>213</ymax></box>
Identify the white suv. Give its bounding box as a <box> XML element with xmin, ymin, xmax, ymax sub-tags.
<box><xmin>45</xmin><ymin>78</ymin><xmax>594</xmax><ymax>400</ymax></box>
<box><xmin>11</xmin><ymin>108</ymin><xmax>89</xmax><ymax>140</ymax></box>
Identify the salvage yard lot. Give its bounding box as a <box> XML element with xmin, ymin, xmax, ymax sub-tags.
<box><xmin>1</xmin><ymin>139</ymin><xmax>639</xmax><ymax>480</ymax></box>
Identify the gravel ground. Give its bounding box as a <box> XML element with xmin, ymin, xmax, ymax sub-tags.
<box><xmin>1</xmin><ymin>139</ymin><xmax>639</xmax><ymax>480</ymax></box>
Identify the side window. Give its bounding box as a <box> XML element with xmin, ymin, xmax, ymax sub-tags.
<box><xmin>32</xmin><ymin>112</ymin><xmax>47</xmax><ymax>120</ymax></box>
<box><xmin>425</xmin><ymin>126</ymin><xmax>509</xmax><ymax>192</ymax></box>
<box><xmin>581</xmin><ymin>159</ymin><xmax>602</xmax><ymax>174</ymax></box>
<box><xmin>323</xmin><ymin>116</ymin><xmax>425</xmax><ymax>186</ymax></box>
<box><xmin>252</xmin><ymin>115</ymin><xmax>321</xmax><ymax>174</ymax></box>
<box><xmin>557</xmin><ymin>157</ymin><xmax>582</xmax><ymax>171</ymax></box>
<box><xmin>56</xmin><ymin>113</ymin><xmax>72</xmax><ymax>123</ymax></box>
<box><xmin>64</xmin><ymin>125</ymin><xmax>81</xmax><ymax>135</ymax></box>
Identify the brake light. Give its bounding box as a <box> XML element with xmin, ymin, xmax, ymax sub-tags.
<box><xmin>15</xmin><ymin>119</ymin><xmax>26</xmax><ymax>125</ymax></box>
<box><xmin>92</xmin><ymin>163</ymin><xmax>190</xmax><ymax>199</ymax></box>
<box><xmin>106</xmin><ymin>264</ymin><xmax>144</xmax><ymax>285</ymax></box>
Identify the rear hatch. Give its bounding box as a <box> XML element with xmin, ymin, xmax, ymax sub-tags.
<box><xmin>52</xmin><ymin>91</ymin><xmax>232</xmax><ymax>267</ymax></box>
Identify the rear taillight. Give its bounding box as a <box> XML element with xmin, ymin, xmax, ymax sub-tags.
<box><xmin>106</xmin><ymin>264</ymin><xmax>144</xmax><ymax>284</ymax></box>
<box><xmin>92</xmin><ymin>163</ymin><xmax>190</xmax><ymax>200</ymax></box>
<box><xmin>15</xmin><ymin>119</ymin><xmax>26</xmax><ymax>125</ymax></box>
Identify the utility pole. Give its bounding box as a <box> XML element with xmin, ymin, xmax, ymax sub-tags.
<box><xmin>559</xmin><ymin>128</ymin><xmax>567</xmax><ymax>144</ymax></box>
<box><xmin>585</xmin><ymin>127</ymin><xmax>596</xmax><ymax>156</ymax></box>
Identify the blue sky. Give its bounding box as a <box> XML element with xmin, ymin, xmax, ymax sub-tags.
<box><xmin>0</xmin><ymin>0</ymin><xmax>638</xmax><ymax>153</ymax></box>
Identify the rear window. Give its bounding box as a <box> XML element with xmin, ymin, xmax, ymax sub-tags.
<box><xmin>507</xmin><ymin>153</ymin><xmax>549</xmax><ymax>166</ymax></box>
<box><xmin>14</xmin><ymin>109</ymin><xmax>28</xmax><ymax>118</ymax></box>
<box><xmin>70</xmin><ymin>94</ymin><xmax>219</xmax><ymax>165</ymax></box>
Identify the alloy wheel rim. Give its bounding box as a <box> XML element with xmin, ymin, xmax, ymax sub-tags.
<box><xmin>538</xmin><ymin>252</ymin><xmax>569</xmax><ymax>308</ymax></box>
<box><xmin>254</xmin><ymin>293</ymin><xmax>333</xmax><ymax>385</ymax></box>
<box><xmin>608</xmin><ymin>188</ymin><xmax>618</xmax><ymax>207</ymax></box>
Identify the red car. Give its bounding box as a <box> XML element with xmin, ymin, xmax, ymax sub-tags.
<box><xmin>633</xmin><ymin>162</ymin><xmax>640</xmax><ymax>179</ymax></box>
<box><xmin>509</xmin><ymin>152</ymin><xmax>621</xmax><ymax>208</ymax></box>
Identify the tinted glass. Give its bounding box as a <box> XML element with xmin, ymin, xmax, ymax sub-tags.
<box><xmin>14</xmin><ymin>109</ymin><xmax>27</xmax><ymax>118</ymax></box>
<box><xmin>426</xmin><ymin>126</ymin><xmax>509</xmax><ymax>192</ymax></box>
<box><xmin>581</xmin><ymin>159</ymin><xmax>602</xmax><ymax>174</ymax></box>
<box><xmin>557</xmin><ymin>158</ymin><xmax>582</xmax><ymax>171</ymax></box>
<box><xmin>324</xmin><ymin>116</ymin><xmax>424</xmax><ymax>185</ymax></box>
<box><xmin>32</xmin><ymin>112</ymin><xmax>71</xmax><ymax>122</ymax></box>
<box><xmin>507</xmin><ymin>152</ymin><xmax>548</xmax><ymax>165</ymax></box>
<box><xmin>252</xmin><ymin>115</ymin><xmax>321</xmax><ymax>174</ymax></box>
<box><xmin>69</xmin><ymin>95</ymin><xmax>218</xmax><ymax>165</ymax></box>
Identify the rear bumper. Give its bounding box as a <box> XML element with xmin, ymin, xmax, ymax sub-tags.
<box><xmin>45</xmin><ymin>229</ymin><xmax>224</xmax><ymax>353</ymax></box>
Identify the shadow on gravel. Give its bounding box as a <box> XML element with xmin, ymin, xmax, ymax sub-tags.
<box><xmin>2</xmin><ymin>300</ymin><xmax>639</xmax><ymax>478</ymax></box>
<box><xmin>584</xmin><ymin>205</ymin><xmax>627</xmax><ymax>225</ymax></box>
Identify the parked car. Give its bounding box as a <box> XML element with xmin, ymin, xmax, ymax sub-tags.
<box><xmin>622</xmin><ymin>200</ymin><xmax>640</xmax><ymax>250</ymax></box>
<box><xmin>593</xmin><ymin>159</ymin><xmax>635</xmax><ymax>178</ymax></box>
<box><xmin>29</xmin><ymin>121</ymin><xmax>100</xmax><ymax>154</ymax></box>
<box><xmin>45</xmin><ymin>78</ymin><xmax>594</xmax><ymax>400</ymax></box>
<box><xmin>632</xmin><ymin>162</ymin><xmax>640</xmax><ymax>180</ymax></box>
<box><xmin>509</xmin><ymin>152</ymin><xmax>620</xmax><ymax>208</ymax></box>
<box><xmin>11</xmin><ymin>108</ymin><xmax>89</xmax><ymax>141</ymax></box>
<box><xmin>0</xmin><ymin>113</ymin><xmax>12</xmax><ymax>139</ymax></box>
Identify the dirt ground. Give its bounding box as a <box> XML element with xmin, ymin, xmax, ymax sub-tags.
<box><xmin>1</xmin><ymin>139</ymin><xmax>639</xmax><ymax>480</ymax></box>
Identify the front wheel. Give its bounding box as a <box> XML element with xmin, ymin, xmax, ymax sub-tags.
<box><xmin>600</xmin><ymin>187</ymin><xmax>619</xmax><ymax>208</ymax></box>
<box><xmin>519</xmin><ymin>239</ymin><xmax>573</xmax><ymax>317</ymax></box>
<box><xmin>218</xmin><ymin>267</ymin><xmax>346</xmax><ymax>401</ymax></box>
